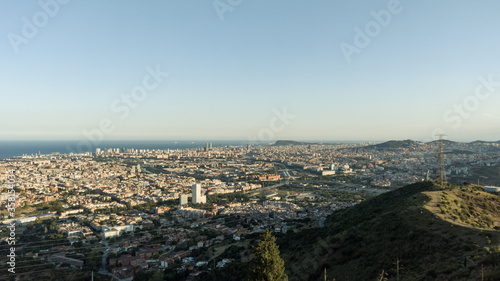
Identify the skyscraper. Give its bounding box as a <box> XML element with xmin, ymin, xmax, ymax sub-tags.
<box><xmin>192</xmin><ymin>184</ymin><xmax>206</xmax><ymax>204</ymax></box>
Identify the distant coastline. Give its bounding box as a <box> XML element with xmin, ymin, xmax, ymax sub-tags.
<box><xmin>0</xmin><ymin>140</ymin><xmax>246</xmax><ymax>159</ymax></box>
<box><xmin>0</xmin><ymin>139</ymin><xmax>376</xmax><ymax>159</ymax></box>
<box><xmin>2</xmin><ymin>139</ymin><xmax>497</xmax><ymax>159</ymax></box>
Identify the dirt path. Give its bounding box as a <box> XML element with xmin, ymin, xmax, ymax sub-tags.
<box><xmin>423</xmin><ymin>191</ymin><xmax>441</xmax><ymax>214</ymax></box>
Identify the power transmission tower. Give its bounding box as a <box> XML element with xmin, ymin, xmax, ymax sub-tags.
<box><xmin>436</xmin><ymin>134</ymin><xmax>447</xmax><ymax>183</ymax></box>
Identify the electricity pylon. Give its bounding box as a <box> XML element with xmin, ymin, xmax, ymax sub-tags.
<box><xmin>436</xmin><ymin>134</ymin><xmax>447</xmax><ymax>183</ymax></box>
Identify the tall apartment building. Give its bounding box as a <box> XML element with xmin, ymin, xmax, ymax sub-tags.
<box><xmin>192</xmin><ymin>184</ymin><xmax>206</xmax><ymax>204</ymax></box>
<box><xmin>180</xmin><ymin>194</ymin><xmax>189</xmax><ymax>206</ymax></box>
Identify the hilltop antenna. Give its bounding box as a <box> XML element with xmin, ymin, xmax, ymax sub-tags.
<box><xmin>436</xmin><ymin>134</ymin><xmax>447</xmax><ymax>183</ymax></box>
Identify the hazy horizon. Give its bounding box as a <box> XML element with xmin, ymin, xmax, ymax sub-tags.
<box><xmin>0</xmin><ymin>138</ymin><xmax>498</xmax><ymax>143</ymax></box>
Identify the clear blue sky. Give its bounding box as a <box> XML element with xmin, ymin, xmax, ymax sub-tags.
<box><xmin>1</xmin><ymin>0</ymin><xmax>500</xmax><ymax>142</ymax></box>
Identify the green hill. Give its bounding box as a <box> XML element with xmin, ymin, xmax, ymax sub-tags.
<box><xmin>272</xmin><ymin>140</ymin><xmax>315</xmax><ymax>146</ymax></box>
<box><xmin>279</xmin><ymin>182</ymin><xmax>500</xmax><ymax>281</ymax></box>
<box><xmin>364</xmin><ymin>140</ymin><xmax>425</xmax><ymax>150</ymax></box>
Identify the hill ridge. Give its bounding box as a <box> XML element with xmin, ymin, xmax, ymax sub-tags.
<box><xmin>278</xmin><ymin>182</ymin><xmax>500</xmax><ymax>281</ymax></box>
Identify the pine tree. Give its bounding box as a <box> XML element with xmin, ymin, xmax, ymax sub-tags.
<box><xmin>248</xmin><ymin>229</ymin><xmax>288</xmax><ymax>281</ymax></box>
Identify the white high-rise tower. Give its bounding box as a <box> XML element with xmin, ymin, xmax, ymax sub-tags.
<box><xmin>192</xmin><ymin>184</ymin><xmax>206</xmax><ymax>204</ymax></box>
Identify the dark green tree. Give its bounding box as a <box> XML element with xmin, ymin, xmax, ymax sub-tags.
<box><xmin>248</xmin><ymin>229</ymin><xmax>288</xmax><ymax>281</ymax></box>
<box><xmin>134</xmin><ymin>270</ymin><xmax>163</xmax><ymax>281</ymax></box>
<box><xmin>49</xmin><ymin>219</ymin><xmax>58</xmax><ymax>232</ymax></box>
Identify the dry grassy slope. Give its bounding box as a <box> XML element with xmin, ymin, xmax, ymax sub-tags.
<box><xmin>279</xmin><ymin>182</ymin><xmax>500</xmax><ymax>281</ymax></box>
<box><xmin>424</xmin><ymin>184</ymin><xmax>500</xmax><ymax>231</ymax></box>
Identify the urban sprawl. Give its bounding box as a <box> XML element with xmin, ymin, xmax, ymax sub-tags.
<box><xmin>1</xmin><ymin>140</ymin><xmax>499</xmax><ymax>280</ymax></box>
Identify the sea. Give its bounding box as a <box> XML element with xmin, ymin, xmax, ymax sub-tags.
<box><xmin>0</xmin><ymin>140</ymin><xmax>371</xmax><ymax>159</ymax></box>
<box><xmin>0</xmin><ymin>140</ymin><xmax>249</xmax><ymax>159</ymax></box>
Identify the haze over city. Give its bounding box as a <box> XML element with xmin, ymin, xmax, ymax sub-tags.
<box><xmin>2</xmin><ymin>1</ymin><xmax>500</xmax><ymax>142</ymax></box>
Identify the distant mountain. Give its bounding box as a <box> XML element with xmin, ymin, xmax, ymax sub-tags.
<box><xmin>429</xmin><ymin>140</ymin><xmax>500</xmax><ymax>146</ymax></box>
<box><xmin>469</xmin><ymin>140</ymin><xmax>500</xmax><ymax>144</ymax></box>
<box><xmin>427</xmin><ymin>139</ymin><xmax>459</xmax><ymax>145</ymax></box>
<box><xmin>272</xmin><ymin>140</ymin><xmax>315</xmax><ymax>146</ymax></box>
<box><xmin>469</xmin><ymin>140</ymin><xmax>490</xmax><ymax>145</ymax></box>
<box><xmin>425</xmin><ymin>140</ymin><xmax>500</xmax><ymax>154</ymax></box>
<box><xmin>364</xmin><ymin>139</ymin><xmax>425</xmax><ymax>149</ymax></box>
<box><xmin>279</xmin><ymin>182</ymin><xmax>500</xmax><ymax>281</ymax></box>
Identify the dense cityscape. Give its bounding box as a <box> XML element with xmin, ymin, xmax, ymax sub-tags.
<box><xmin>1</xmin><ymin>140</ymin><xmax>499</xmax><ymax>280</ymax></box>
